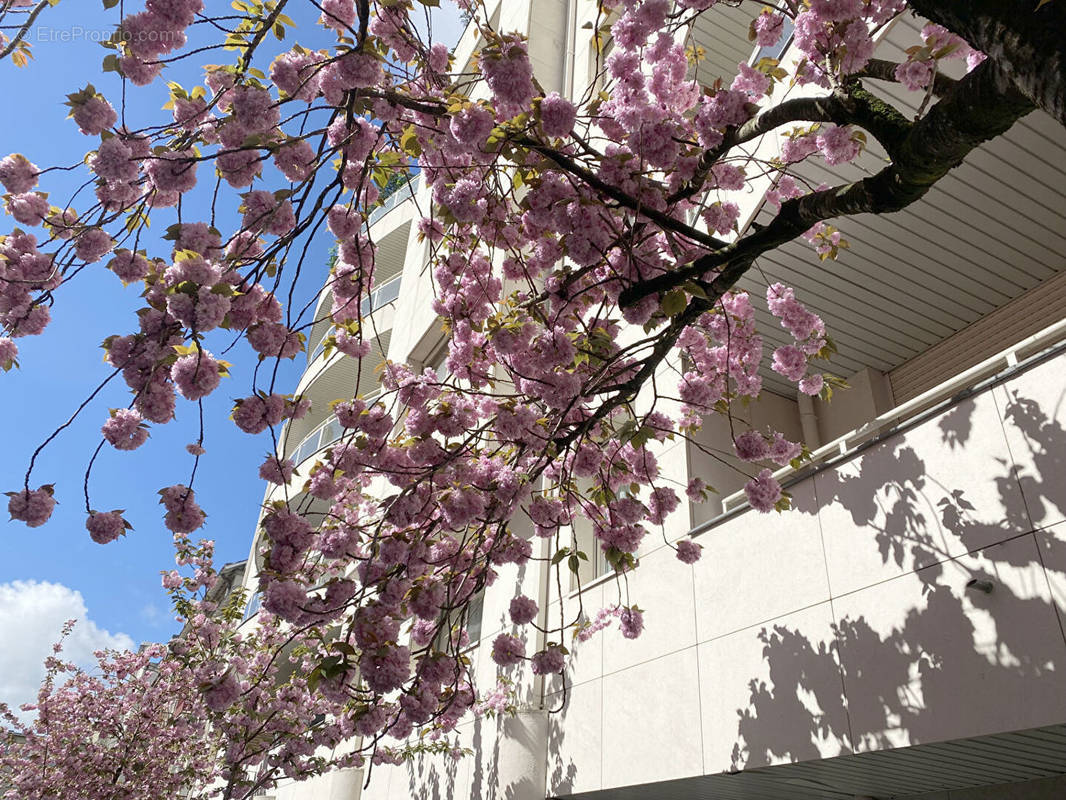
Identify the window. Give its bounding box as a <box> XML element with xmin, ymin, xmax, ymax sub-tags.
<box><xmin>432</xmin><ymin>587</ymin><xmax>485</xmax><ymax>650</ymax></box>
<box><xmin>753</xmin><ymin>11</ymin><xmax>795</xmax><ymax>63</ymax></box>
<box><xmin>569</xmin><ymin>515</ymin><xmax>609</xmax><ymax>593</ymax></box>
<box><xmin>465</xmin><ymin>590</ymin><xmax>484</xmax><ymax>644</ymax></box>
<box><xmin>424</xmin><ymin>336</ymin><xmax>451</xmax><ymax>383</ymax></box>
<box><xmin>243</xmin><ymin>590</ymin><xmax>262</xmax><ymax>621</ymax></box>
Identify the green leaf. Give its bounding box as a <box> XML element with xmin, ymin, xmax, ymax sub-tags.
<box><xmin>328</xmin><ymin>641</ymin><xmax>357</xmax><ymax>657</ymax></box>
<box><xmin>660</xmin><ymin>289</ymin><xmax>687</xmax><ymax>317</ymax></box>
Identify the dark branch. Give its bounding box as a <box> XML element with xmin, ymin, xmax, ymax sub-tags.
<box><xmin>909</xmin><ymin>0</ymin><xmax>1066</xmax><ymax>126</ymax></box>
<box><xmin>621</xmin><ymin>58</ymin><xmax>1035</xmax><ymax>308</ymax></box>
<box><xmin>669</xmin><ymin>87</ymin><xmax>913</xmax><ymax>204</ymax></box>
<box><xmin>858</xmin><ymin>57</ymin><xmax>959</xmax><ymax>97</ymax></box>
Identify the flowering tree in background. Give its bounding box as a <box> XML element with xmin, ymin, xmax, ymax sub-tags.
<box><xmin>2</xmin><ymin>0</ymin><xmax>1064</xmax><ymax>796</ymax></box>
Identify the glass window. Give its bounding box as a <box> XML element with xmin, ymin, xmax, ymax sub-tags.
<box><xmin>431</xmin><ymin>588</ymin><xmax>485</xmax><ymax>651</ymax></box>
<box><xmin>465</xmin><ymin>590</ymin><xmax>484</xmax><ymax>644</ymax></box>
<box><xmin>243</xmin><ymin>590</ymin><xmax>262</xmax><ymax>621</ymax></box>
<box><xmin>569</xmin><ymin>516</ymin><xmax>609</xmax><ymax>593</ymax></box>
<box><xmin>321</xmin><ymin>417</ymin><xmax>343</xmax><ymax>449</ymax></box>
<box><xmin>755</xmin><ymin>14</ymin><xmax>795</xmax><ymax>62</ymax></box>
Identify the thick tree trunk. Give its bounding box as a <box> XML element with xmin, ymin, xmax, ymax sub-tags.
<box><xmin>909</xmin><ymin>0</ymin><xmax>1066</xmax><ymax>127</ymax></box>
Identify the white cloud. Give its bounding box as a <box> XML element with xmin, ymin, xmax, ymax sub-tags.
<box><xmin>0</xmin><ymin>580</ymin><xmax>135</xmax><ymax>718</ymax></box>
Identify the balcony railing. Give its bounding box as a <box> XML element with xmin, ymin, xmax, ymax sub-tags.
<box><xmin>291</xmin><ymin>416</ymin><xmax>345</xmax><ymax>467</ymax></box>
<box><xmin>286</xmin><ymin>389</ymin><xmax>383</xmax><ymax>466</ymax></box>
<box><xmin>309</xmin><ymin>275</ymin><xmax>403</xmax><ymax>363</ymax></box>
<box><xmin>713</xmin><ymin>317</ymin><xmax>1066</xmax><ymax>520</ymax></box>
<box><xmin>367</xmin><ymin>176</ymin><xmax>419</xmax><ymax>228</ymax></box>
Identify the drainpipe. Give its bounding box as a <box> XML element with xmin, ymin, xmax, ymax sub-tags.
<box><xmin>798</xmin><ymin>392</ymin><xmax>821</xmax><ymax>450</ymax></box>
<box><xmin>563</xmin><ymin>0</ymin><xmax>577</xmax><ymax>101</ymax></box>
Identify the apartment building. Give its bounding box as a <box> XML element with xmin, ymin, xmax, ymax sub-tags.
<box><xmin>241</xmin><ymin>2</ymin><xmax>1066</xmax><ymax>798</ymax></box>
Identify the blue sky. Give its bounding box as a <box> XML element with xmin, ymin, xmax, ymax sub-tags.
<box><xmin>0</xmin><ymin>0</ymin><xmax>464</xmax><ymax>709</ymax></box>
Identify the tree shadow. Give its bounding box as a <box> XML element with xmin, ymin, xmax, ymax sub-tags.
<box><xmin>727</xmin><ymin>385</ymin><xmax>1066</xmax><ymax>773</ymax></box>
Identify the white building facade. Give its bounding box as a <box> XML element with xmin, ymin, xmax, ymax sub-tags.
<box><xmin>241</xmin><ymin>2</ymin><xmax>1066</xmax><ymax>798</ymax></box>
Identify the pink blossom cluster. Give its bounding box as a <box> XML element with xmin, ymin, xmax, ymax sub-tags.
<box><xmin>85</xmin><ymin>510</ymin><xmax>128</xmax><ymax>545</ymax></box>
<box><xmin>895</xmin><ymin>23</ymin><xmax>987</xmax><ymax>91</ymax></box>
<box><xmin>480</xmin><ymin>35</ymin><xmax>536</xmax><ymax>117</ymax></box>
<box><xmin>6</xmin><ymin>485</ymin><xmax>56</xmax><ymax>528</ymax></box>
<box><xmin>0</xmin><ymin>230</ymin><xmax>56</xmax><ymax>339</ymax></box>
<box><xmin>766</xmin><ymin>283</ymin><xmax>827</xmax><ymax>395</ymax></box>
<box><xmin>101</xmin><ymin>408</ymin><xmax>149</xmax><ymax>451</ymax></box>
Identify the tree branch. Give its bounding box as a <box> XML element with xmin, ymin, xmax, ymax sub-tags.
<box><xmin>858</xmin><ymin>57</ymin><xmax>959</xmax><ymax>97</ymax></box>
<box><xmin>669</xmin><ymin>87</ymin><xmax>913</xmax><ymax>204</ymax></box>
<box><xmin>0</xmin><ymin>0</ymin><xmax>48</xmax><ymax>61</ymax></box>
<box><xmin>518</xmin><ymin>136</ymin><xmax>730</xmax><ymax>250</ymax></box>
<box><xmin>621</xmin><ymin>58</ymin><xmax>1035</xmax><ymax>308</ymax></box>
<box><xmin>909</xmin><ymin>0</ymin><xmax>1066</xmax><ymax>126</ymax></box>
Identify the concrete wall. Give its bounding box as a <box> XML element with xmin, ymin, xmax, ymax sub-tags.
<box><xmin>544</xmin><ymin>348</ymin><xmax>1066</xmax><ymax>795</ymax></box>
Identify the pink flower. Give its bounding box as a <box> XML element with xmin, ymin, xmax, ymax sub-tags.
<box><xmin>734</xmin><ymin>430</ymin><xmax>769</xmax><ymax>462</ymax></box>
<box><xmin>619</xmin><ymin>607</ymin><xmax>643</xmax><ymax>639</ymax></box>
<box><xmin>202</xmin><ymin>671</ymin><xmax>240</xmax><ymax>712</ymax></box>
<box><xmin>0</xmin><ymin>338</ymin><xmax>17</xmax><ymax>370</ymax></box>
<box><xmin>359</xmin><ymin>645</ymin><xmax>411</xmax><ymax>693</ymax></box>
<box><xmin>274</xmin><ymin>138</ymin><xmax>316</xmax><ymax>182</ymax></box>
<box><xmin>686</xmin><ymin>477</ymin><xmax>707</xmax><ymax>503</ymax></box>
<box><xmin>771</xmin><ymin>345</ymin><xmax>808</xmax><ymax>382</ymax></box>
<box><xmin>147</xmin><ymin>150</ymin><xmax>199</xmax><ymax>194</ymax></box>
<box><xmin>449</xmin><ymin>104</ymin><xmax>493</xmax><ymax>149</ymax></box>
<box><xmin>481</xmin><ymin>36</ymin><xmax>535</xmax><ymax>114</ymax></box>
<box><xmin>753</xmin><ymin>11</ymin><xmax>785</xmax><ymax>47</ymax></box>
<box><xmin>7</xmin><ymin>192</ymin><xmax>49</xmax><ymax>226</ymax></box>
<box><xmin>108</xmin><ymin>250</ymin><xmax>152</xmax><ymax>284</ymax></box>
<box><xmin>0</xmin><ymin>153</ymin><xmax>39</xmax><ymax>193</ymax></box>
<box><xmin>702</xmin><ymin>201</ymin><xmax>740</xmax><ymax>235</ymax></box>
<box><xmin>508</xmin><ymin>594</ymin><xmax>538</xmax><ymax>625</ymax></box>
<box><xmin>7</xmin><ymin>485</ymin><xmax>57</xmax><ymax>527</ymax></box>
<box><xmin>320</xmin><ymin>0</ymin><xmax>355</xmax><ymax>30</ymax></box>
<box><xmin>161</xmin><ymin>570</ymin><xmax>182</xmax><ymax>589</ymax></box>
<box><xmin>531</xmin><ymin>646</ymin><xmax>566</xmax><ymax>675</ymax></box>
<box><xmin>491</xmin><ymin>634</ymin><xmax>525</xmax><ymax>667</ymax></box>
<box><xmin>540</xmin><ymin>92</ymin><xmax>577</xmax><ymax>138</ymax></box>
<box><xmin>731</xmin><ymin>62</ymin><xmax>771</xmax><ymax>97</ymax></box>
<box><xmin>74</xmin><ymin>228</ymin><xmax>115</xmax><ymax>263</ymax></box>
<box><xmin>768</xmin><ymin>432</ymin><xmax>802</xmax><ymax>466</ymax></box>
<box><xmin>799</xmin><ymin>373</ymin><xmax>824</xmax><ymax>396</ymax></box>
<box><xmin>744</xmin><ymin>469</ymin><xmax>782</xmax><ymax>512</ymax></box>
<box><xmin>262</xmin><ymin>579</ymin><xmax>307</xmax><ymax>622</ymax></box>
<box><xmin>646</xmin><ymin>486</ymin><xmax>679</xmax><ymax>525</ymax></box>
<box><xmin>429</xmin><ymin>42</ymin><xmax>450</xmax><ymax>72</ymax></box>
<box><xmin>159</xmin><ymin>485</ymin><xmax>206</xmax><ymax>533</ymax></box>
<box><xmin>258</xmin><ymin>454</ymin><xmax>295</xmax><ymax>485</ymax></box>
<box><xmin>102</xmin><ymin>409</ymin><xmax>149</xmax><ymax>451</ymax></box>
<box><xmin>676</xmin><ymin>540</ymin><xmax>702</xmax><ymax>564</ymax></box>
<box><xmin>232</xmin><ymin>393</ymin><xmax>287</xmax><ymax>434</ymax></box>
<box><xmin>171</xmin><ymin>351</ymin><xmax>223</xmax><ymax>400</ymax></box>
<box><xmin>815</xmin><ymin>125</ymin><xmax>860</xmax><ymax>166</ymax></box>
<box><xmin>86</xmin><ymin>510</ymin><xmax>127</xmax><ymax>544</ymax></box>
<box><xmin>71</xmin><ymin>93</ymin><xmax>117</xmax><ymax>135</ymax></box>
<box><xmin>895</xmin><ymin>59</ymin><xmax>935</xmax><ymax>92</ymax></box>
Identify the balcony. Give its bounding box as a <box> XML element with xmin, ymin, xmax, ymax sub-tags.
<box><xmin>285</xmin><ymin>389</ymin><xmax>383</xmax><ymax>469</ymax></box>
<box><xmin>308</xmin><ymin>275</ymin><xmax>403</xmax><ymax>363</ymax></box>
<box><xmin>367</xmin><ymin>176</ymin><xmax>418</xmax><ymax>229</ymax></box>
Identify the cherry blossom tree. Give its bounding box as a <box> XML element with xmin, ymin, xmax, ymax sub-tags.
<box><xmin>1</xmin><ymin>0</ymin><xmax>1062</xmax><ymax>797</ymax></box>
